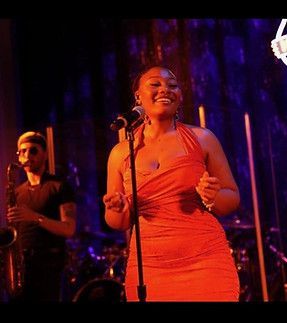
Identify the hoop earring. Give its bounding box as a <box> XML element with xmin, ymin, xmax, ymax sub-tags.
<box><xmin>173</xmin><ymin>109</ymin><xmax>180</xmax><ymax>129</ymax></box>
<box><xmin>135</xmin><ymin>97</ymin><xmax>142</xmax><ymax>106</ymax></box>
<box><xmin>144</xmin><ymin>114</ymin><xmax>151</xmax><ymax>125</ymax></box>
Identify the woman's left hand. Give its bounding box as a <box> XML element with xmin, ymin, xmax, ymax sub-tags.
<box><xmin>195</xmin><ymin>171</ymin><xmax>221</xmax><ymax>208</ymax></box>
<box><xmin>103</xmin><ymin>191</ymin><xmax>129</xmax><ymax>214</ymax></box>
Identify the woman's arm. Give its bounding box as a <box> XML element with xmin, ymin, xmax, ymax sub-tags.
<box><xmin>103</xmin><ymin>143</ymin><xmax>132</xmax><ymax>230</ymax></box>
<box><xmin>195</xmin><ymin>127</ymin><xmax>240</xmax><ymax>216</ymax></box>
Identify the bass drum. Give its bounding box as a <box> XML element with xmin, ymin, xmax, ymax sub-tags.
<box><xmin>72</xmin><ymin>278</ymin><xmax>126</xmax><ymax>303</ymax></box>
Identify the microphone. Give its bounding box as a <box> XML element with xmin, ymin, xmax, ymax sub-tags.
<box><xmin>110</xmin><ymin>106</ymin><xmax>145</xmax><ymax>131</ymax></box>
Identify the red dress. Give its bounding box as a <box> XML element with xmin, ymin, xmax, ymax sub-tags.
<box><xmin>123</xmin><ymin>122</ymin><xmax>239</xmax><ymax>301</ymax></box>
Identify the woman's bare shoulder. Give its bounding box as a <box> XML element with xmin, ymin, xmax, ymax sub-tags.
<box><xmin>182</xmin><ymin>123</ymin><xmax>214</xmax><ymax>139</ymax></box>
<box><xmin>181</xmin><ymin>123</ymin><xmax>221</xmax><ymax>156</ymax></box>
<box><xmin>109</xmin><ymin>139</ymin><xmax>130</xmax><ymax>161</ymax></box>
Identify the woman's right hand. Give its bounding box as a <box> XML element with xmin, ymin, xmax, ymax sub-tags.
<box><xmin>103</xmin><ymin>192</ymin><xmax>129</xmax><ymax>213</ymax></box>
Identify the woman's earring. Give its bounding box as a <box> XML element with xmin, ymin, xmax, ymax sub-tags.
<box><xmin>173</xmin><ymin>109</ymin><xmax>180</xmax><ymax>129</ymax></box>
<box><xmin>143</xmin><ymin>114</ymin><xmax>151</xmax><ymax>125</ymax></box>
<box><xmin>135</xmin><ymin>94</ymin><xmax>142</xmax><ymax>106</ymax></box>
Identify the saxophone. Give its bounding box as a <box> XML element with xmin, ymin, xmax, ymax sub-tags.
<box><xmin>0</xmin><ymin>162</ymin><xmax>25</xmax><ymax>297</ymax></box>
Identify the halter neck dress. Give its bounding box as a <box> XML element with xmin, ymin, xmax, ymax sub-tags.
<box><xmin>122</xmin><ymin>122</ymin><xmax>239</xmax><ymax>301</ymax></box>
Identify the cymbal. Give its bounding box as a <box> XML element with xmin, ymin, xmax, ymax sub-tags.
<box><xmin>77</xmin><ymin>230</ymin><xmax>126</xmax><ymax>244</ymax></box>
<box><xmin>222</xmin><ymin>220</ymin><xmax>254</xmax><ymax>230</ymax></box>
<box><xmin>78</xmin><ymin>230</ymin><xmax>110</xmax><ymax>240</ymax></box>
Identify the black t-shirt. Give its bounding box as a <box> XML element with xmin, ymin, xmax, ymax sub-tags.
<box><xmin>15</xmin><ymin>172</ymin><xmax>75</xmax><ymax>252</ymax></box>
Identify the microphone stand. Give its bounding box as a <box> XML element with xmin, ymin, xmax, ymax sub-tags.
<box><xmin>125</xmin><ymin>124</ymin><xmax>146</xmax><ymax>302</ymax></box>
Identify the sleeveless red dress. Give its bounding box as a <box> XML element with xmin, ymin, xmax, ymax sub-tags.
<box><xmin>123</xmin><ymin>122</ymin><xmax>239</xmax><ymax>301</ymax></box>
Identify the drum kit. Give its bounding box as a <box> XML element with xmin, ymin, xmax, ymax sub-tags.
<box><xmin>222</xmin><ymin>215</ymin><xmax>287</xmax><ymax>301</ymax></box>
<box><xmin>221</xmin><ymin>215</ymin><xmax>259</xmax><ymax>301</ymax></box>
<box><xmin>62</xmin><ymin>230</ymin><xmax>128</xmax><ymax>302</ymax></box>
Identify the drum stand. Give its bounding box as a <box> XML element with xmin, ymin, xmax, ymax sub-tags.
<box><xmin>267</xmin><ymin>124</ymin><xmax>287</xmax><ymax>300</ymax></box>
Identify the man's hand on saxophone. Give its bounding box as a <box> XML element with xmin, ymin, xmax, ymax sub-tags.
<box><xmin>7</xmin><ymin>206</ymin><xmax>41</xmax><ymax>224</ymax></box>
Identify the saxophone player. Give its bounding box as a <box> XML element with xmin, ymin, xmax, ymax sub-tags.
<box><xmin>6</xmin><ymin>131</ymin><xmax>77</xmax><ymax>302</ymax></box>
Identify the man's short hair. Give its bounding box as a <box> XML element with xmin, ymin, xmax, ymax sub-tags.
<box><xmin>17</xmin><ymin>131</ymin><xmax>47</xmax><ymax>151</ymax></box>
